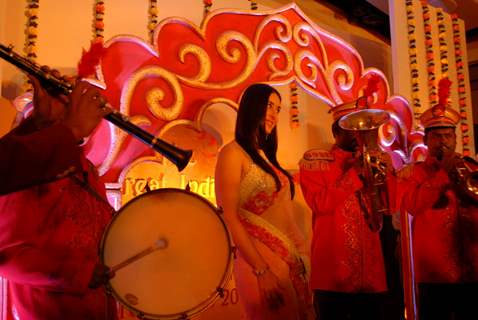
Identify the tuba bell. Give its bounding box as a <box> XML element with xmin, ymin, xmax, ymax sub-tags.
<box><xmin>339</xmin><ymin>108</ymin><xmax>391</xmax><ymax>232</ymax></box>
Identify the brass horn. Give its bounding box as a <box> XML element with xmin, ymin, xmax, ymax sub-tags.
<box><xmin>451</xmin><ymin>156</ymin><xmax>478</xmax><ymax>203</ymax></box>
<box><xmin>339</xmin><ymin>108</ymin><xmax>391</xmax><ymax>232</ymax></box>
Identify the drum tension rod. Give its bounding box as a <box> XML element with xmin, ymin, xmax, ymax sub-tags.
<box><xmin>216</xmin><ymin>287</ymin><xmax>225</xmax><ymax>298</ymax></box>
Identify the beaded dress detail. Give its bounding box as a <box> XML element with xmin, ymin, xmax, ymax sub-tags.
<box><xmin>233</xmin><ymin>160</ymin><xmax>314</xmax><ymax>320</ymax></box>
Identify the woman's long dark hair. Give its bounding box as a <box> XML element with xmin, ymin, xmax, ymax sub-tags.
<box><xmin>235</xmin><ymin>83</ymin><xmax>295</xmax><ymax>198</ymax></box>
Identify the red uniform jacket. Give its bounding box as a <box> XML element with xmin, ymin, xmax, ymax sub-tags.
<box><xmin>0</xmin><ymin>120</ymin><xmax>116</xmax><ymax>319</ymax></box>
<box><xmin>402</xmin><ymin>156</ymin><xmax>478</xmax><ymax>283</ymax></box>
<box><xmin>299</xmin><ymin>146</ymin><xmax>388</xmax><ymax>293</ymax></box>
<box><xmin>0</xmin><ymin>118</ymin><xmax>82</xmax><ymax>195</ymax></box>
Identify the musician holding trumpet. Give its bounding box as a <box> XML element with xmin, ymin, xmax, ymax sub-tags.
<box><xmin>400</xmin><ymin>78</ymin><xmax>478</xmax><ymax>320</ymax></box>
<box><xmin>0</xmin><ymin>69</ymin><xmax>117</xmax><ymax>319</ymax></box>
<box><xmin>299</xmin><ymin>94</ymin><xmax>404</xmax><ymax>320</ymax></box>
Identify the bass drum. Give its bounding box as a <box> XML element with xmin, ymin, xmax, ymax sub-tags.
<box><xmin>100</xmin><ymin>188</ymin><xmax>233</xmax><ymax>319</ymax></box>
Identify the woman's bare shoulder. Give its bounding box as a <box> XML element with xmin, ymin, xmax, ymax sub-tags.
<box><xmin>219</xmin><ymin>141</ymin><xmax>245</xmax><ymax>158</ymax></box>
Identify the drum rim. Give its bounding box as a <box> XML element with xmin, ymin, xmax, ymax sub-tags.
<box><xmin>99</xmin><ymin>187</ymin><xmax>234</xmax><ymax>319</ymax></box>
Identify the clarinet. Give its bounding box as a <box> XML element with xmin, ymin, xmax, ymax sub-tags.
<box><xmin>0</xmin><ymin>44</ymin><xmax>192</xmax><ymax>171</ymax></box>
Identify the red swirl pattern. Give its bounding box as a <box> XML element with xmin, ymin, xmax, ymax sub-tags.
<box><xmin>83</xmin><ymin>4</ymin><xmax>420</xmax><ymax>182</ymax></box>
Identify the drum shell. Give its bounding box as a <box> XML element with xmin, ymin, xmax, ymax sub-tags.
<box><xmin>100</xmin><ymin>188</ymin><xmax>233</xmax><ymax>319</ymax></box>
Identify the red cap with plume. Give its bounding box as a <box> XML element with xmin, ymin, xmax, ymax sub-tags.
<box><xmin>420</xmin><ymin>77</ymin><xmax>460</xmax><ymax>129</ymax></box>
<box><xmin>77</xmin><ymin>40</ymin><xmax>105</xmax><ymax>78</ymax></box>
<box><xmin>330</xmin><ymin>74</ymin><xmax>381</xmax><ymax>121</ymax></box>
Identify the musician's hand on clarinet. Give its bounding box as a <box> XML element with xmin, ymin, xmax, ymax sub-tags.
<box><xmin>29</xmin><ymin>71</ymin><xmax>69</xmax><ymax>129</ymax></box>
<box><xmin>63</xmin><ymin>80</ymin><xmax>110</xmax><ymax>141</ymax></box>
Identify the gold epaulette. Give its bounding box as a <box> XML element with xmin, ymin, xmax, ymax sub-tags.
<box><xmin>299</xmin><ymin>149</ymin><xmax>334</xmax><ymax>171</ymax></box>
<box><xmin>303</xmin><ymin>149</ymin><xmax>334</xmax><ymax>161</ymax></box>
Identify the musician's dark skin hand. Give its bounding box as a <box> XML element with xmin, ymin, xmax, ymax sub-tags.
<box><xmin>373</xmin><ymin>150</ymin><xmax>393</xmax><ymax>170</ymax></box>
<box><xmin>441</xmin><ymin>152</ymin><xmax>459</xmax><ymax>175</ymax></box>
<box><xmin>88</xmin><ymin>263</ymin><xmax>113</xmax><ymax>289</ymax></box>
<box><xmin>28</xmin><ymin>73</ymin><xmax>69</xmax><ymax>129</ymax></box>
<box><xmin>28</xmin><ymin>65</ymin><xmax>110</xmax><ymax>140</ymax></box>
<box><xmin>429</xmin><ymin>152</ymin><xmax>456</xmax><ymax>209</ymax></box>
<box><xmin>63</xmin><ymin>80</ymin><xmax>111</xmax><ymax>141</ymax></box>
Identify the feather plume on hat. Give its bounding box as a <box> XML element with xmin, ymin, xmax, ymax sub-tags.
<box><xmin>330</xmin><ymin>74</ymin><xmax>381</xmax><ymax>120</ymax></box>
<box><xmin>419</xmin><ymin>77</ymin><xmax>460</xmax><ymax>129</ymax></box>
<box><xmin>77</xmin><ymin>40</ymin><xmax>105</xmax><ymax>78</ymax></box>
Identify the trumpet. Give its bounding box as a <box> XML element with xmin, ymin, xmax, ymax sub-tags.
<box><xmin>0</xmin><ymin>44</ymin><xmax>192</xmax><ymax>171</ymax></box>
<box><xmin>450</xmin><ymin>156</ymin><xmax>478</xmax><ymax>203</ymax></box>
<box><xmin>339</xmin><ymin>108</ymin><xmax>391</xmax><ymax>232</ymax></box>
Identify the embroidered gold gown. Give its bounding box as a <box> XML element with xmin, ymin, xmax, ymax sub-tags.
<box><xmin>233</xmin><ymin>160</ymin><xmax>314</xmax><ymax>320</ymax></box>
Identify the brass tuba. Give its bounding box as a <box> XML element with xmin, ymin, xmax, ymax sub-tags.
<box><xmin>339</xmin><ymin>109</ymin><xmax>391</xmax><ymax>232</ymax></box>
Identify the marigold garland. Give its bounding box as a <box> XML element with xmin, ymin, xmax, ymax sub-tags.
<box><xmin>93</xmin><ymin>0</ymin><xmax>105</xmax><ymax>42</ymax></box>
<box><xmin>148</xmin><ymin>0</ymin><xmax>158</xmax><ymax>44</ymax></box>
<box><xmin>289</xmin><ymin>81</ymin><xmax>299</xmax><ymax>129</ymax></box>
<box><xmin>23</xmin><ymin>0</ymin><xmax>39</xmax><ymax>91</ymax></box>
<box><xmin>402</xmin><ymin>1</ymin><xmax>470</xmax><ymax>154</ymax></box>
<box><xmin>203</xmin><ymin>0</ymin><xmax>212</xmax><ymax>18</ymax></box>
<box><xmin>421</xmin><ymin>1</ymin><xmax>438</xmax><ymax>106</ymax></box>
<box><xmin>451</xmin><ymin>14</ymin><xmax>470</xmax><ymax>156</ymax></box>
<box><xmin>249</xmin><ymin>0</ymin><xmax>258</xmax><ymax>10</ymax></box>
<box><xmin>436</xmin><ymin>10</ymin><xmax>449</xmax><ymax>77</ymax></box>
<box><xmin>405</xmin><ymin>0</ymin><xmax>422</xmax><ymax>125</ymax></box>
<box><xmin>24</xmin><ymin>0</ymin><xmax>39</xmax><ymax>60</ymax></box>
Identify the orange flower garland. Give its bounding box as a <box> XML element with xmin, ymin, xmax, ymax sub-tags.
<box><xmin>289</xmin><ymin>81</ymin><xmax>299</xmax><ymax>129</ymax></box>
<box><xmin>451</xmin><ymin>14</ymin><xmax>470</xmax><ymax>156</ymax></box>
<box><xmin>421</xmin><ymin>1</ymin><xmax>438</xmax><ymax>106</ymax></box>
<box><xmin>148</xmin><ymin>0</ymin><xmax>158</xmax><ymax>44</ymax></box>
<box><xmin>23</xmin><ymin>0</ymin><xmax>39</xmax><ymax>91</ymax></box>
<box><xmin>24</xmin><ymin>0</ymin><xmax>39</xmax><ymax>61</ymax></box>
<box><xmin>436</xmin><ymin>10</ymin><xmax>448</xmax><ymax>77</ymax></box>
<box><xmin>93</xmin><ymin>0</ymin><xmax>105</xmax><ymax>42</ymax></box>
<box><xmin>203</xmin><ymin>0</ymin><xmax>212</xmax><ymax>17</ymax></box>
<box><xmin>405</xmin><ymin>0</ymin><xmax>422</xmax><ymax>125</ymax></box>
<box><xmin>249</xmin><ymin>0</ymin><xmax>258</xmax><ymax>10</ymax></box>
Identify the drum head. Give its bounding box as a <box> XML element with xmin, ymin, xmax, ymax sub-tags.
<box><xmin>101</xmin><ymin>188</ymin><xmax>232</xmax><ymax>319</ymax></box>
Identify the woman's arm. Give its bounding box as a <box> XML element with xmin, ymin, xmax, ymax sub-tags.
<box><xmin>215</xmin><ymin>144</ymin><xmax>269</xmax><ymax>273</ymax></box>
<box><xmin>215</xmin><ymin>143</ymin><xmax>285</xmax><ymax>310</ymax></box>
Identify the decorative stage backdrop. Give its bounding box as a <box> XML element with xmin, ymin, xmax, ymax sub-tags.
<box><xmin>0</xmin><ymin>1</ymin><xmax>474</xmax><ymax>320</ymax></box>
<box><xmin>85</xmin><ymin>5</ymin><xmax>418</xmax><ymax>317</ymax></box>
<box><xmin>83</xmin><ymin>3</ymin><xmax>421</xmax><ymax>203</ymax></box>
